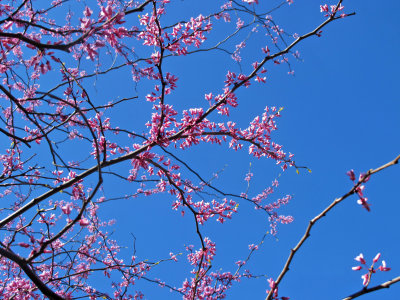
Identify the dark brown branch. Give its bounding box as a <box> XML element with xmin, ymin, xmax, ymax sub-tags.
<box><xmin>343</xmin><ymin>276</ymin><xmax>400</xmax><ymax>300</ymax></box>
<box><xmin>0</xmin><ymin>128</ymin><xmax>31</xmax><ymax>148</ymax></box>
<box><xmin>125</xmin><ymin>0</ymin><xmax>152</xmax><ymax>15</ymax></box>
<box><xmin>0</xmin><ymin>0</ymin><xmax>153</xmax><ymax>52</ymax></box>
<box><xmin>0</xmin><ymin>247</ymin><xmax>65</xmax><ymax>300</ymax></box>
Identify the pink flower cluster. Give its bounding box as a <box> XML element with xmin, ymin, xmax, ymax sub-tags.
<box><xmin>352</xmin><ymin>253</ymin><xmax>391</xmax><ymax>286</ymax></box>
<box><xmin>346</xmin><ymin>169</ymin><xmax>371</xmax><ymax>211</ymax></box>
<box><xmin>320</xmin><ymin>3</ymin><xmax>346</xmax><ymax>18</ymax></box>
<box><xmin>179</xmin><ymin>238</ymin><xmax>249</xmax><ymax>299</ymax></box>
<box><xmin>266</xmin><ymin>278</ymin><xmax>290</xmax><ymax>300</ymax></box>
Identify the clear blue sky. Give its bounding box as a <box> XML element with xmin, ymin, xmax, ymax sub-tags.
<box><xmin>17</xmin><ymin>0</ymin><xmax>398</xmax><ymax>299</ymax></box>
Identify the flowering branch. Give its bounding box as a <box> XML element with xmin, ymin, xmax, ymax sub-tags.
<box><xmin>266</xmin><ymin>153</ymin><xmax>400</xmax><ymax>300</ymax></box>
<box><xmin>0</xmin><ymin>0</ymin><xmax>379</xmax><ymax>298</ymax></box>
<box><xmin>0</xmin><ymin>246</ymin><xmax>64</xmax><ymax>300</ymax></box>
<box><xmin>343</xmin><ymin>275</ymin><xmax>400</xmax><ymax>300</ymax></box>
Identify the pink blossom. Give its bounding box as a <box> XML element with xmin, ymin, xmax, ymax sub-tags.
<box><xmin>361</xmin><ymin>273</ymin><xmax>370</xmax><ymax>286</ymax></box>
<box><xmin>18</xmin><ymin>242</ymin><xmax>30</xmax><ymax>248</ymax></box>
<box><xmin>372</xmin><ymin>253</ymin><xmax>381</xmax><ymax>263</ymax></box>
<box><xmin>378</xmin><ymin>261</ymin><xmax>391</xmax><ymax>272</ymax></box>
<box><xmin>61</xmin><ymin>203</ymin><xmax>72</xmax><ymax>215</ymax></box>
<box><xmin>242</xmin><ymin>0</ymin><xmax>259</xmax><ymax>4</ymax></box>
<box><xmin>357</xmin><ymin>197</ymin><xmax>371</xmax><ymax>212</ymax></box>
<box><xmin>244</xmin><ymin>171</ymin><xmax>253</xmax><ymax>183</ymax></box>
<box><xmin>359</xmin><ymin>172</ymin><xmax>370</xmax><ymax>182</ymax></box>
<box><xmin>352</xmin><ymin>253</ymin><xmax>391</xmax><ymax>286</ymax></box>
<box><xmin>346</xmin><ymin>169</ymin><xmax>355</xmax><ymax>181</ymax></box>
<box><xmin>84</xmin><ymin>6</ymin><xmax>93</xmax><ymax>17</ymax></box>
<box><xmin>248</xmin><ymin>244</ymin><xmax>259</xmax><ymax>250</ymax></box>
<box><xmin>354</xmin><ymin>253</ymin><xmax>366</xmax><ymax>264</ymax></box>
<box><xmin>79</xmin><ymin>218</ymin><xmax>90</xmax><ymax>227</ymax></box>
<box><xmin>320</xmin><ymin>4</ymin><xmax>329</xmax><ymax>12</ymax></box>
<box><xmin>330</xmin><ymin>4</ymin><xmax>345</xmax><ymax>12</ymax></box>
<box><xmin>236</xmin><ymin>18</ymin><xmax>244</xmax><ymax>29</ymax></box>
<box><xmin>169</xmin><ymin>252</ymin><xmax>179</xmax><ymax>262</ymax></box>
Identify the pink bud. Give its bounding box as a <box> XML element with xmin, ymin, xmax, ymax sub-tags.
<box><xmin>346</xmin><ymin>169</ymin><xmax>355</xmax><ymax>181</ymax></box>
<box><xmin>267</xmin><ymin>278</ymin><xmax>276</xmax><ymax>289</ymax></box>
<box><xmin>79</xmin><ymin>218</ymin><xmax>90</xmax><ymax>227</ymax></box>
<box><xmin>355</xmin><ymin>253</ymin><xmax>366</xmax><ymax>264</ymax></box>
<box><xmin>378</xmin><ymin>261</ymin><xmax>391</xmax><ymax>272</ymax></box>
<box><xmin>352</xmin><ymin>266</ymin><xmax>362</xmax><ymax>271</ymax></box>
<box><xmin>61</xmin><ymin>203</ymin><xmax>72</xmax><ymax>215</ymax></box>
<box><xmin>359</xmin><ymin>172</ymin><xmax>370</xmax><ymax>182</ymax></box>
<box><xmin>18</xmin><ymin>242</ymin><xmax>30</xmax><ymax>248</ymax></box>
<box><xmin>205</xmin><ymin>93</ymin><xmax>213</xmax><ymax>101</ymax></box>
<box><xmin>357</xmin><ymin>197</ymin><xmax>371</xmax><ymax>212</ymax></box>
<box><xmin>320</xmin><ymin>4</ymin><xmax>329</xmax><ymax>12</ymax></box>
<box><xmin>373</xmin><ymin>253</ymin><xmax>381</xmax><ymax>263</ymax></box>
<box><xmin>361</xmin><ymin>273</ymin><xmax>370</xmax><ymax>286</ymax></box>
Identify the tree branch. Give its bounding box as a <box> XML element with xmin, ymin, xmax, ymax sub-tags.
<box><xmin>0</xmin><ymin>247</ymin><xmax>65</xmax><ymax>300</ymax></box>
<box><xmin>266</xmin><ymin>153</ymin><xmax>400</xmax><ymax>300</ymax></box>
<box><xmin>343</xmin><ymin>275</ymin><xmax>400</xmax><ymax>300</ymax></box>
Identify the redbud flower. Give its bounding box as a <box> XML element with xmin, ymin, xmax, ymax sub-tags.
<box><xmin>372</xmin><ymin>253</ymin><xmax>381</xmax><ymax>263</ymax></box>
<box><xmin>354</xmin><ymin>253</ymin><xmax>366</xmax><ymax>265</ymax></box>
<box><xmin>361</xmin><ymin>273</ymin><xmax>370</xmax><ymax>286</ymax></box>
<box><xmin>352</xmin><ymin>253</ymin><xmax>391</xmax><ymax>286</ymax></box>
<box><xmin>61</xmin><ymin>203</ymin><xmax>72</xmax><ymax>215</ymax></box>
<box><xmin>79</xmin><ymin>218</ymin><xmax>90</xmax><ymax>226</ymax></box>
<box><xmin>357</xmin><ymin>197</ymin><xmax>371</xmax><ymax>212</ymax></box>
<box><xmin>320</xmin><ymin>4</ymin><xmax>329</xmax><ymax>12</ymax></box>
<box><xmin>346</xmin><ymin>169</ymin><xmax>355</xmax><ymax>181</ymax></box>
<box><xmin>378</xmin><ymin>261</ymin><xmax>391</xmax><ymax>272</ymax></box>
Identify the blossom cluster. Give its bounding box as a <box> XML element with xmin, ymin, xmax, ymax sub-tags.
<box><xmin>352</xmin><ymin>253</ymin><xmax>391</xmax><ymax>286</ymax></box>
<box><xmin>346</xmin><ymin>169</ymin><xmax>371</xmax><ymax>211</ymax></box>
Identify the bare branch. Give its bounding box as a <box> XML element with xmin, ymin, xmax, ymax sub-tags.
<box><xmin>343</xmin><ymin>276</ymin><xmax>400</xmax><ymax>300</ymax></box>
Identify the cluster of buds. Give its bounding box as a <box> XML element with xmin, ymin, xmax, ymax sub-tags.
<box><xmin>346</xmin><ymin>169</ymin><xmax>371</xmax><ymax>211</ymax></box>
<box><xmin>352</xmin><ymin>253</ymin><xmax>391</xmax><ymax>286</ymax></box>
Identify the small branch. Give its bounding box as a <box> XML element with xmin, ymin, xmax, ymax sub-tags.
<box><xmin>125</xmin><ymin>0</ymin><xmax>152</xmax><ymax>15</ymax></box>
<box><xmin>0</xmin><ymin>127</ymin><xmax>31</xmax><ymax>148</ymax></box>
<box><xmin>343</xmin><ymin>275</ymin><xmax>400</xmax><ymax>300</ymax></box>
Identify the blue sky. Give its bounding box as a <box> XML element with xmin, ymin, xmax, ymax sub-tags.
<box><xmin>88</xmin><ymin>0</ymin><xmax>400</xmax><ymax>299</ymax></box>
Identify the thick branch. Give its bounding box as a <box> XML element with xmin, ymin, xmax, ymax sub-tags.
<box><xmin>0</xmin><ymin>247</ymin><xmax>65</xmax><ymax>300</ymax></box>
